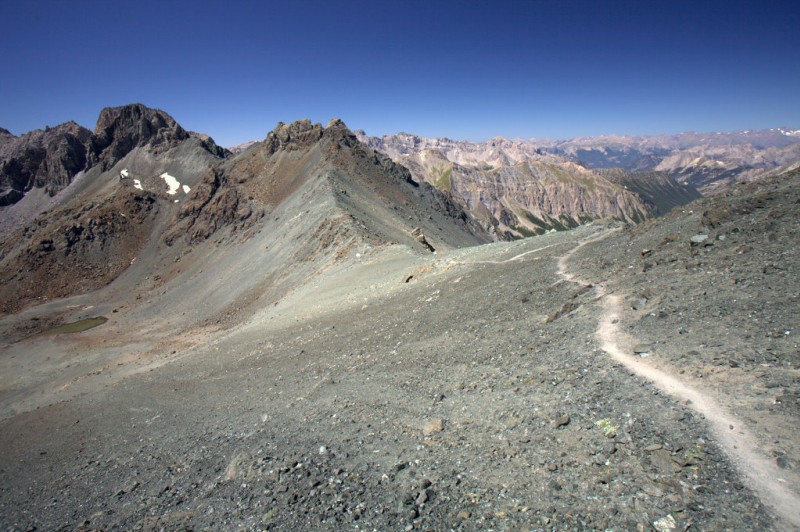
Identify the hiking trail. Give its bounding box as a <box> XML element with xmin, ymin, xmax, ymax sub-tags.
<box><xmin>559</xmin><ymin>228</ymin><xmax>800</xmax><ymax>531</ymax></box>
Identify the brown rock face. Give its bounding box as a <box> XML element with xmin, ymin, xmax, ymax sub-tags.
<box><xmin>163</xmin><ymin>167</ymin><xmax>254</xmax><ymax>245</ymax></box>
<box><xmin>0</xmin><ymin>189</ymin><xmax>159</xmax><ymax>314</ymax></box>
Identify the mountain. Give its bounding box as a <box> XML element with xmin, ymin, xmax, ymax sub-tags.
<box><xmin>596</xmin><ymin>168</ymin><xmax>703</xmax><ymax>215</ymax></box>
<box><xmin>0</xmin><ymin>121</ymin><xmax>93</xmax><ymax>206</ymax></box>
<box><xmin>0</xmin><ymin>108</ymin><xmax>489</xmax><ymax>317</ymax></box>
<box><xmin>545</xmin><ymin>128</ymin><xmax>800</xmax><ymax>192</ymax></box>
<box><xmin>0</xmin><ymin>104</ymin><xmax>230</xmax><ymax>313</ymax></box>
<box><xmin>358</xmin><ymin>132</ymin><xmax>686</xmax><ymax>237</ymax></box>
<box><xmin>1</xmin><ymin>106</ymin><xmax>799</xmax><ymax>530</ymax></box>
<box><xmin>1</xmin><ymin>155</ymin><xmax>797</xmax><ymax>529</ymax></box>
<box><xmin>88</xmin><ymin>103</ymin><xmax>229</xmax><ymax>171</ymax></box>
<box><xmin>227</xmin><ymin>140</ymin><xmax>259</xmax><ymax>154</ymax></box>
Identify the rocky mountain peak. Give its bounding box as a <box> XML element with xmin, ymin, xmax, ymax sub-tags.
<box><xmin>264</xmin><ymin>119</ymin><xmax>324</xmax><ymax>152</ymax></box>
<box><xmin>263</xmin><ymin>118</ymin><xmax>360</xmax><ymax>154</ymax></box>
<box><xmin>93</xmin><ymin>103</ymin><xmax>185</xmax><ymax>139</ymax></box>
<box><xmin>90</xmin><ymin>104</ymin><xmax>190</xmax><ymax>169</ymax></box>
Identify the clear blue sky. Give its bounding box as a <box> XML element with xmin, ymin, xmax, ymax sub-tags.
<box><xmin>1</xmin><ymin>0</ymin><xmax>798</xmax><ymax>146</ymax></box>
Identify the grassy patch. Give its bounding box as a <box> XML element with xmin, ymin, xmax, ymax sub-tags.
<box><xmin>430</xmin><ymin>166</ymin><xmax>452</xmax><ymax>191</ymax></box>
<box><xmin>595</xmin><ymin>418</ymin><xmax>619</xmax><ymax>437</ymax></box>
<box><xmin>39</xmin><ymin>316</ymin><xmax>108</xmax><ymax>335</ymax></box>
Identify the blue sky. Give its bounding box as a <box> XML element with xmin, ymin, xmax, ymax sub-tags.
<box><xmin>1</xmin><ymin>0</ymin><xmax>798</xmax><ymax>146</ymax></box>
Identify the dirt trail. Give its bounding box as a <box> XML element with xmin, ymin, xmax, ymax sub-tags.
<box><xmin>560</xmin><ymin>228</ymin><xmax>800</xmax><ymax>531</ymax></box>
<box><xmin>471</xmin><ymin>242</ymin><xmax>561</xmax><ymax>264</ymax></box>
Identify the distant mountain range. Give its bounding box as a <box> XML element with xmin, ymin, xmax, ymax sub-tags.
<box><xmin>356</xmin><ymin>127</ymin><xmax>800</xmax><ymax>193</ymax></box>
<box><xmin>537</xmin><ymin>128</ymin><xmax>800</xmax><ymax>192</ymax></box>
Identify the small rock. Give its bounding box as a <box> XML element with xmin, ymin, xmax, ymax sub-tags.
<box><xmin>652</xmin><ymin>514</ymin><xmax>677</xmax><ymax>531</ymax></box>
<box><xmin>551</xmin><ymin>415</ymin><xmax>570</xmax><ymax>429</ymax></box>
<box><xmin>423</xmin><ymin>419</ymin><xmax>445</xmax><ymax>435</ymax></box>
<box><xmin>690</xmin><ymin>234</ymin><xmax>709</xmax><ymax>247</ymax></box>
<box><xmin>644</xmin><ymin>444</ymin><xmax>663</xmax><ymax>452</ymax></box>
<box><xmin>650</xmin><ymin>450</ymin><xmax>676</xmax><ymax>474</ymax></box>
<box><xmin>457</xmin><ymin>510</ymin><xmax>471</xmax><ymax>519</ymax></box>
<box><xmin>634</xmin><ymin>344</ymin><xmax>654</xmax><ymax>354</ymax></box>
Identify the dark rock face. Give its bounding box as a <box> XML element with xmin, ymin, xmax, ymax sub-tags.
<box><xmin>263</xmin><ymin>119</ymin><xmax>325</xmax><ymax>153</ymax></box>
<box><xmin>0</xmin><ymin>104</ymin><xmax>230</xmax><ymax>207</ymax></box>
<box><xmin>163</xmin><ymin>167</ymin><xmax>253</xmax><ymax>245</ymax></box>
<box><xmin>596</xmin><ymin>168</ymin><xmax>703</xmax><ymax>216</ymax></box>
<box><xmin>0</xmin><ymin>122</ymin><xmax>92</xmax><ymax>205</ymax></box>
<box><xmin>89</xmin><ymin>104</ymin><xmax>190</xmax><ymax>169</ymax></box>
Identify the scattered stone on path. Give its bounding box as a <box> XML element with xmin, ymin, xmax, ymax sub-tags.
<box><xmin>653</xmin><ymin>513</ymin><xmax>677</xmax><ymax>531</ymax></box>
<box><xmin>650</xmin><ymin>449</ymin><xmax>677</xmax><ymax>474</ymax></box>
<box><xmin>423</xmin><ymin>419</ymin><xmax>445</xmax><ymax>435</ymax></box>
<box><xmin>411</xmin><ymin>227</ymin><xmax>435</xmax><ymax>253</ymax></box>
<box><xmin>551</xmin><ymin>415</ymin><xmax>570</xmax><ymax>429</ymax></box>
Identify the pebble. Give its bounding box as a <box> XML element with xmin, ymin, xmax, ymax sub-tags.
<box><xmin>551</xmin><ymin>415</ymin><xmax>570</xmax><ymax>429</ymax></box>
<box><xmin>423</xmin><ymin>419</ymin><xmax>445</xmax><ymax>436</ymax></box>
<box><xmin>652</xmin><ymin>514</ymin><xmax>677</xmax><ymax>531</ymax></box>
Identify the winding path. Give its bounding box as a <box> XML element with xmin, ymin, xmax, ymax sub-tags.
<box><xmin>558</xmin><ymin>228</ymin><xmax>800</xmax><ymax>531</ymax></box>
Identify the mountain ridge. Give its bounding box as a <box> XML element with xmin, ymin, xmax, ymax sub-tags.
<box><xmin>0</xmin><ymin>106</ymin><xmax>490</xmax><ymax>317</ymax></box>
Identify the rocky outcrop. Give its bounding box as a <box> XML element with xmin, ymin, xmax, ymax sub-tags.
<box><xmin>0</xmin><ymin>122</ymin><xmax>93</xmax><ymax>205</ymax></box>
<box><xmin>163</xmin><ymin>167</ymin><xmax>254</xmax><ymax>245</ymax></box>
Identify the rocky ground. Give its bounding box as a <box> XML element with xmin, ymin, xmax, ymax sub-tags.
<box><xmin>2</xmin><ymin>199</ymin><xmax>794</xmax><ymax>529</ymax></box>
<box><xmin>3</xmin><ymin>107</ymin><xmax>797</xmax><ymax>530</ymax></box>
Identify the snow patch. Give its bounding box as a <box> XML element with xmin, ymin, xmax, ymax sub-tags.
<box><xmin>160</xmin><ymin>172</ymin><xmax>181</xmax><ymax>195</ymax></box>
<box><xmin>120</xmin><ymin>168</ymin><xmax>129</xmax><ymax>178</ymax></box>
<box><xmin>133</xmin><ymin>179</ymin><xmax>143</xmax><ymax>190</ymax></box>
<box><xmin>182</xmin><ymin>184</ymin><xmax>191</xmax><ymax>194</ymax></box>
